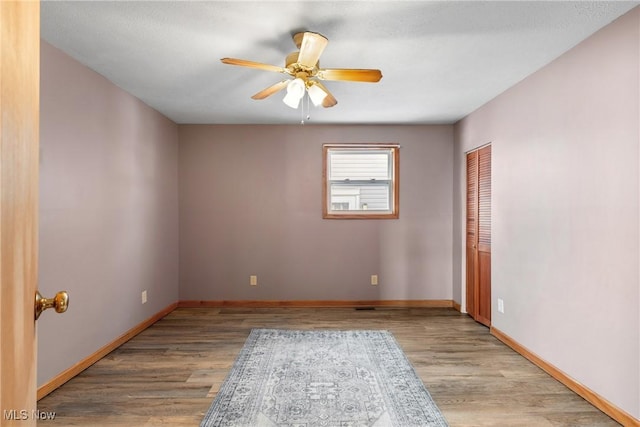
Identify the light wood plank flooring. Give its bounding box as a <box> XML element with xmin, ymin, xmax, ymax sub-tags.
<box><xmin>37</xmin><ymin>307</ymin><xmax>620</xmax><ymax>426</ymax></box>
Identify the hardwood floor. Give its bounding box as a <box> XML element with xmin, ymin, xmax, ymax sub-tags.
<box><xmin>37</xmin><ymin>307</ymin><xmax>620</xmax><ymax>426</ymax></box>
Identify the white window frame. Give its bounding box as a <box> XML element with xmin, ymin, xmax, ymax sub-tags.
<box><xmin>322</xmin><ymin>143</ymin><xmax>400</xmax><ymax>219</ymax></box>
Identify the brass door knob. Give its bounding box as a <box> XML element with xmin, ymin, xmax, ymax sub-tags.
<box><xmin>35</xmin><ymin>290</ymin><xmax>69</xmax><ymax>320</ymax></box>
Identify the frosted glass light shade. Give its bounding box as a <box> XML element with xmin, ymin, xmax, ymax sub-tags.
<box><xmin>307</xmin><ymin>83</ymin><xmax>328</xmax><ymax>107</ymax></box>
<box><xmin>283</xmin><ymin>78</ymin><xmax>305</xmax><ymax>109</ymax></box>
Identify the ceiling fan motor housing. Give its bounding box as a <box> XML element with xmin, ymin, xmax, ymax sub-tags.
<box><xmin>286</xmin><ymin>51</ymin><xmax>318</xmax><ymax>77</ymax></box>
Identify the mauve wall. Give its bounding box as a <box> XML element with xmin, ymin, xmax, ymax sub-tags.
<box><xmin>179</xmin><ymin>125</ymin><xmax>453</xmax><ymax>301</ymax></box>
<box><xmin>454</xmin><ymin>8</ymin><xmax>639</xmax><ymax>418</ymax></box>
<box><xmin>38</xmin><ymin>41</ymin><xmax>179</xmax><ymax>385</ymax></box>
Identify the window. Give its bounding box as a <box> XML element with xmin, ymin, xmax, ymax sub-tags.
<box><xmin>323</xmin><ymin>144</ymin><xmax>399</xmax><ymax>219</ymax></box>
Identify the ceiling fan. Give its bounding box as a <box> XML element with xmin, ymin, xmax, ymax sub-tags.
<box><xmin>221</xmin><ymin>31</ymin><xmax>383</xmax><ymax>109</ymax></box>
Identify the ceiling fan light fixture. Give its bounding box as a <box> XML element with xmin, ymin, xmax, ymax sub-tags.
<box><xmin>221</xmin><ymin>31</ymin><xmax>381</xmax><ymax>112</ymax></box>
<box><xmin>283</xmin><ymin>78</ymin><xmax>305</xmax><ymax>108</ymax></box>
<box><xmin>307</xmin><ymin>82</ymin><xmax>328</xmax><ymax>107</ymax></box>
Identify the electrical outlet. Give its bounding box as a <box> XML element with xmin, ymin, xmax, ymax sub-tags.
<box><xmin>141</xmin><ymin>290</ymin><xmax>147</xmax><ymax>304</ymax></box>
<box><xmin>371</xmin><ymin>275</ymin><xmax>378</xmax><ymax>286</ymax></box>
<box><xmin>250</xmin><ymin>275</ymin><xmax>258</xmax><ymax>286</ymax></box>
<box><xmin>497</xmin><ymin>298</ymin><xmax>504</xmax><ymax>314</ymax></box>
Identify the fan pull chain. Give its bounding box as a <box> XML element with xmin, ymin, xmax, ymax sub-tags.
<box><xmin>300</xmin><ymin>92</ymin><xmax>311</xmax><ymax>125</ymax></box>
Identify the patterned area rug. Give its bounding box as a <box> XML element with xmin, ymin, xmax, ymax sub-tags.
<box><xmin>201</xmin><ymin>329</ymin><xmax>449</xmax><ymax>427</ymax></box>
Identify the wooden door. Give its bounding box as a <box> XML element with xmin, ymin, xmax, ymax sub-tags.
<box><xmin>466</xmin><ymin>145</ymin><xmax>491</xmax><ymax>327</ymax></box>
<box><xmin>465</xmin><ymin>151</ymin><xmax>478</xmax><ymax>320</ymax></box>
<box><xmin>1</xmin><ymin>1</ymin><xmax>40</xmax><ymax>425</ymax></box>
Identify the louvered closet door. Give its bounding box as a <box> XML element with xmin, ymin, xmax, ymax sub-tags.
<box><xmin>476</xmin><ymin>145</ymin><xmax>491</xmax><ymax>326</ymax></box>
<box><xmin>465</xmin><ymin>150</ymin><xmax>478</xmax><ymax>320</ymax></box>
<box><xmin>466</xmin><ymin>145</ymin><xmax>491</xmax><ymax>327</ymax></box>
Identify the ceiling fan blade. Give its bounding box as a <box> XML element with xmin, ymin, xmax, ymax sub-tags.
<box><xmin>251</xmin><ymin>80</ymin><xmax>289</xmax><ymax>100</ymax></box>
<box><xmin>317</xmin><ymin>68</ymin><xmax>382</xmax><ymax>83</ymax></box>
<box><xmin>221</xmin><ymin>57</ymin><xmax>287</xmax><ymax>74</ymax></box>
<box><xmin>296</xmin><ymin>32</ymin><xmax>328</xmax><ymax>68</ymax></box>
<box><xmin>313</xmin><ymin>81</ymin><xmax>338</xmax><ymax>108</ymax></box>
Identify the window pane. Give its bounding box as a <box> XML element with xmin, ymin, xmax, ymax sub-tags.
<box><xmin>329</xmin><ymin>151</ymin><xmax>390</xmax><ymax>180</ymax></box>
<box><xmin>330</xmin><ymin>184</ymin><xmax>390</xmax><ymax>211</ymax></box>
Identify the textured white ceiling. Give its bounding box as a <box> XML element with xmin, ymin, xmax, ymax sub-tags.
<box><xmin>41</xmin><ymin>1</ymin><xmax>638</xmax><ymax>125</ymax></box>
